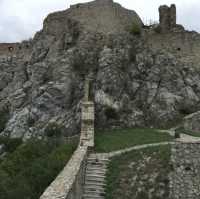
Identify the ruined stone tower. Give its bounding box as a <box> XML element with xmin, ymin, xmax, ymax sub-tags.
<box><xmin>159</xmin><ymin>4</ymin><xmax>176</xmax><ymax>32</ymax></box>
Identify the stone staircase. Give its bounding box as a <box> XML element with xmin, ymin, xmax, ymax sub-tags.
<box><xmin>83</xmin><ymin>154</ymin><xmax>109</xmax><ymax>199</ymax></box>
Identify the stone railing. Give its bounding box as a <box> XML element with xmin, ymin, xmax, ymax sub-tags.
<box><xmin>80</xmin><ymin>101</ymin><xmax>95</xmax><ymax>147</ymax></box>
<box><xmin>40</xmin><ymin>80</ymin><xmax>95</xmax><ymax>199</ymax></box>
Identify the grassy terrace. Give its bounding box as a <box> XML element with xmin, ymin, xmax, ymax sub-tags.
<box><xmin>94</xmin><ymin>128</ymin><xmax>173</xmax><ymax>153</ymax></box>
<box><xmin>0</xmin><ymin>139</ymin><xmax>77</xmax><ymax>199</ymax></box>
<box><xmin>105</xmin><ymin>145</ymin><xmax>171</xmax><ymax>199</ymax></box>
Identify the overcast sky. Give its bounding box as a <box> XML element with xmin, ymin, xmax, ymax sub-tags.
<box><xmin>0</xmin><ymin>0</ymin><xmax>199</xmax><ymax>43</ymax></box>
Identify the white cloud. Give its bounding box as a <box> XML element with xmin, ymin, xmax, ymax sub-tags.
<box><xmin>0</xmin><ymin>0</ymin><xmax>199</xmax><ymax>42</ymax></box>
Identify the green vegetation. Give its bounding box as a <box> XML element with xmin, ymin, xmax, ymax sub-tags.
<box><xmin>0</xmin><ymin>139</ymin><xmax>77</xmax><ymax>199</ymax></box>
<box><xmin>95</xmin><ymin>128</ymin><xmax>173</xmax><ymax>152</ymax></box>
<box><xmin>0</xmin><ymin>137</ymin><xmax>22</xmax><ymax>153</ymax></box>
<box><xmin>105</xmin><ymin>145</ymin><xmax>171</xmax><ymax>199</ymax></box>
<box><xmin>129</xmin><ymin>22</ymin><xmax>142</xmax><ymax>35</ymax></box>
<box><xmin>45</xmin><ymin>122</ymin><xmax>63</xmax><ymax>137</ymax></box>
<box><xmin>175</xmin><ymin>127</ymin><xmax>200</xmax><ymax>137</ymax></box>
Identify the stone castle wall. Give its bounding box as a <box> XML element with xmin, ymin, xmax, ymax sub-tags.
<box><xmin>40</xmin><ymin>146</ymin><xmax>88</xmax><ymax>199</ymax></box>
<box><xmin>145</xmin><ymin>31</ymin><xmax>200</xmax><ymax>69</ymax></box>
<box><xmin>170</xmin><ymin>141</ymin><xmax>200</xmax><ymax>199</ymax></box>
<box><xmin>0</xmin><ymin>43</ymin><xmax>19</xmax><ymax>55</ymax></box>
<box><xmin>0</xmin><ymin>41</ymin><xmax>33</xmax><ymax>63</ymax></box>
<box><xmin>40</xmin><ymin>80</ymin><xmax>95</xmax><ymax>199</ymax></box>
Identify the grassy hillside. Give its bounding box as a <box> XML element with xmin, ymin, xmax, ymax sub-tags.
<box><xmin>95</xmin><ymin>128</ymin><xmax>173</xmax><ymax>152</ymax></box>
<box><xmin>105</xmin><ymin>145</ymin><xmax>171</xmax><ymax>199</ymax></box>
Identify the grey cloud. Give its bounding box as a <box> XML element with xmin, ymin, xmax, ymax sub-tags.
<box><xmin>0</xmin><ymin>16</ymin><xmax>29</xmax><ymax>42</ymax></box>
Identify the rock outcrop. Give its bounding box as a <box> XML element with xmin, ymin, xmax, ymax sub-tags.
<box><xmin>0</xmin><ymin>0</ymin><xmax>200</xmax><ymax>139</ymax></box>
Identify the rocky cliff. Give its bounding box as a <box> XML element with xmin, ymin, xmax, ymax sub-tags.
<box><xmin>0</xmin><ymin>0</ymin><xmax>200</xmax><ymax>140</ymax></box>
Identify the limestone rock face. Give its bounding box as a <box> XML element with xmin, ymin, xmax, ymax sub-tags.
<box><xmin>1</xmin><ymin>1</ymin><xmax>200</xmax><ymax>139</ymax></box>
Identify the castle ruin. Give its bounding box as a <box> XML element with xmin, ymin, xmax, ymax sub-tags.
<box><xmin>159</xmin><ymin>4</ymin><xmax>176</xmax><ymax>32</ymax></box>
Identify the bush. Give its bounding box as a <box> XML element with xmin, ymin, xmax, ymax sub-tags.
<box><xmin>0</xmin><ymin>139</ymin><xmax>76</xmax><ymax>199</ymax></box>
<box><xmin>45</xmin><ymin>123</ymin><xmax>62</xmax><ymax>137</ymax></box>
<box><xmin>129</xmin><ymin>22</ymin><xmax>142</xmax><ymax>35</ymax></box>
<box><xmin>0</xmin><ymin>137</ymin><xmax>22</xmax><ymax>153</ymax></box>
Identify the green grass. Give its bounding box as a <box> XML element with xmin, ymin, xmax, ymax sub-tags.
<box><xmin>94</xmin><ymin>128</ymin><xmax>173</xmax><ymax>152</ymax></box>
<box><xmin>0</xmin><ymin>139</ymin><xmax>77</xmax><ymax>199</ymax></box>
<box><xmin>105</xmin><ymin>145</ymin><xmax>171</xmax><ymax>199</ymax></box>
<box><xmin>175</xmin><ymin>127</ymin><xmax>200</xmax><ymax>137</ymax></box>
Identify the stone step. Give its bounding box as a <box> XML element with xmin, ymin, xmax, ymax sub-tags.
<box><xmin>83</xmin><ymin>154</ymin><xmax>109</xmax><ymax>199</ymax></box>
<box><xmin>86</xmin><ymin>166</ymin><xmax>107</xmax><ymax>170</ymax></box>
<box><xmin>85</xmin><ymin>178</ymin><xmax>105</xmax><ymax>184</ymax></box>
<box><xmin>86</xmin><ymin>163</ymin><xmax>108</xmax><ymax>168</ymax></box>
<box><xmin>84</xmin><ymin>189</ymin><xmax>105</xmax><ymax>195</ymax></box>
<box><xmin>89</xmin><ymin>154</ymin><xmax>108</xmax><ymax>159</ymax></box>
<box><xmin>87</xmin><ymin>161</ymin><xmax>108</xmax><ymax>166</ymax></box>
<box><xmin>86</xmin><ymin>167</ymin><xmax>107</xmax><ymax>172</ymax></box>
<box><xmin>84</xmin><ymin>184</ymin><xmax>105</xmax><ymax>191</ymax></box>
<box><xmin>87</xmin><ymin>158</ymin><xmax>109</xmax><ymax>162</ymax></box>
<box><xmin>83</xmin><ymin>193</ymin><xmax>105</xmax><ymax>198</ymax></box>
<box><xmin>84</xmin><ymin>181</ymin><xmax>106</xmax><ymax>187</ymax></box>
<box><xmin>85</xmin><ymin>174</ymin><xmax>106</xmax><ymax>179</ymax></box>
<box><xmin>86</xmin><ymin>170</ymin><xmax>106</xmax><ymax>176</ymax></box>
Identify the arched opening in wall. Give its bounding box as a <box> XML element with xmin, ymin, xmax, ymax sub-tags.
<box><xmin>8</xmin><ymin>46</ymin><xmax>14</xmax><ymax>52</ymax></box>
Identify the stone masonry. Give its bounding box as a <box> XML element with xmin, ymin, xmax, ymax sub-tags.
<box><xmin>159</xmin><ymin>4</ymin><xmax>176</xmax><ymax>32</ymax></box>
<box><xmin>40</xmin><ymin>79</ymin><xmax>95</xmax><ymax>199</ymax></box>
<box><xmin>80</xmin><ymin>78</ymin><xmax>95</xmax><ymax>147</ymax></box>
<box><xmin>170</xmin><ymin>141</ymin><xmax>200</xmax><ymax>199</ymax></box>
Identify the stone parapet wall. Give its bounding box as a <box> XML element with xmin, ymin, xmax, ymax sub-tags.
<box><xmin>170</xmin><ymin>141</ymin><xmax>200</xmax><ymax>199</ymax></box>
<box><xmin>40</xmin><ymin>79</ymin><xmax>95</xmax><ymax>199</ymax></box>
<box><xmin>80</xmin><ymin>101</ymin><xmax>95</xmax><ymax>147</ymax></box>
<box><xmin>40</xmin><ymin>146</ymin><xmax>88</xmax><ymax>199</ymax></box>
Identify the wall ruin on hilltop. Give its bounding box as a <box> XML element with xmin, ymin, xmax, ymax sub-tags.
<box><xmin>159</xmin><ymin>4</ymin><xmax>176</xmax><ymax>32</ymax></box>
<box><xmin>44</xmin><ymin>0</ymin><xmax>143</xmax><ymax>36</ymax></box>
<box><xmin>0</xmin><ymin>43</ymin><xmax>19</xmax><ymax>55</ymax></box>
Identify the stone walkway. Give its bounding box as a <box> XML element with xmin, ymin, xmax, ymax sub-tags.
<box><xmin>83</xmin><ymin>154</ymin><xmax>109</xmax><ymax>199</ymax></box>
